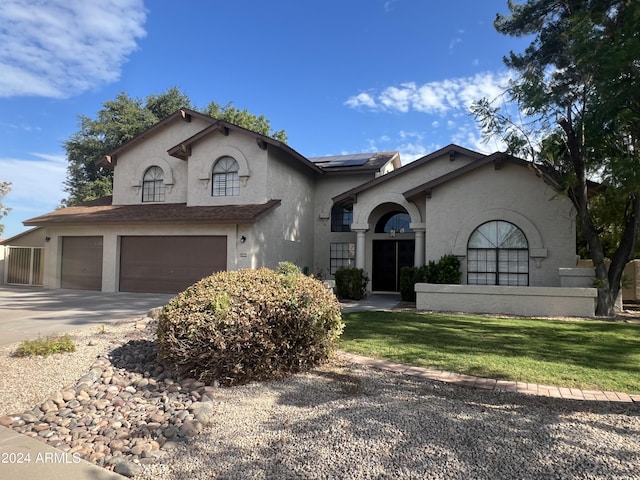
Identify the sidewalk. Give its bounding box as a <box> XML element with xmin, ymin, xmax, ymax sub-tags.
<box><xmin>0</xmin><ymin>426</ymin><xmax>126</xmax><ymax>480</ymax></box>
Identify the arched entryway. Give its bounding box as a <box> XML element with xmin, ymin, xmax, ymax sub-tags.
<box><xmin>371</xmin><ymin>208</ymin><xmax>415</xmax><ymax>291</ymax></box>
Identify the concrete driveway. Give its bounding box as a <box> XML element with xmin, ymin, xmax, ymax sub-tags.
<box><xmin>0</xmin><ymin>286</ymin><xmax>175</xmax><ymax>346</ymax></box>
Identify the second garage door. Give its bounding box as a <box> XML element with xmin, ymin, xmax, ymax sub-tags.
<box><xmin>119</xmin><ymin>236</ymin><xmax>227</xmax><ymax>293</ymax></box>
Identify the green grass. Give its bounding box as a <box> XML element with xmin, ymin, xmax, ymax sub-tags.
<box><xmin>340</xmin><ymin>311</ymin><xmax>640</xmax><ymax>394</ymax></box>
<box><xmin>13</xmin><ymin>334</ymin><xmax>76</xmax><ymax>357</ymax></box>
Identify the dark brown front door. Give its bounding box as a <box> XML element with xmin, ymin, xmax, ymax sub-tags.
<box><xmin>119</xmin><ymin>236</ymin><xmax>227</xmax><ymax>293</ymax></box>
<box><xmin>61</xmin><ymin>236</ymin><xmax>103</xmax><ymax>290</ymax></box>
<box><xmin>372</xmin><ymin>239</ymin><xmax>414</xmax><ymax>291</ymax></box>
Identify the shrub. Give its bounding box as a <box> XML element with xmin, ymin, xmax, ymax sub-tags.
<box><xmin>157</xmin><ymin>268</ymin><xmax>343</xmax><ymax>386</ymax></box>
<box><xmin>334</xmin><ymin>267</ymin><xmax>369</xmax><ymax>300</ymax></box>
<box><xmin>433</xmin><ymin>254</ymin><xmax>461</xmax><ymax>284</ymax></box>
<box><xmin>14</xmin><ymin>335</ymin><xmax>76</xmax><ymax>357</ymax></box>
<box><xmin>399</xmin><ymin>254</ymin><xmax>461</xmax><ymax>302</ymax></box>
<box><xmin>276</xmin><ymin>261</ymin><xmax>302</xmax><ymax>275</ymax></box>
<box><xmin>400</xmin><ymin>265</ymin><xmax>423</xmax><ymax>302</ymax></box>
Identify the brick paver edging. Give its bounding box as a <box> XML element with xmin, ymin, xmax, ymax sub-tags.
<box><xmin>337</xmin><ymin>351</ymin><xmax>640</xmax><ymax>403</ymax></box>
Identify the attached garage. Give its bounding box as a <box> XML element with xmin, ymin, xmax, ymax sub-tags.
<box><xmin>119</xmin><ymin>236</ymin><xmax>227</xmax><ymax>293</ymax></box>
<box><xmin>61</xmin><ymin>236</ymin><xmax>104</xmax><ymax>290</ymax></box>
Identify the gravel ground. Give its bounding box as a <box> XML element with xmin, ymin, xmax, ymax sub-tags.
<box><xmin>0</xmin><ymin>321</ymin><xmax>137</xmax><ymax>416</ymax></box>
<box><xmin>1</xmin><ymin>321</ymin><xmax>639</xmax><ymax>479</ymax></box>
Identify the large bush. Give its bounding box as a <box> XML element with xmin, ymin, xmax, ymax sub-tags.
<box><xmin>157</xmin><ymin>268</ymin><xmax>343</xmax><ymax>386</ymax></box>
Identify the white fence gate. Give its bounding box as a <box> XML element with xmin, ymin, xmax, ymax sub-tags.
<box><xmin>4</xmin><ymin>247</ymin><xmax>44</xmax><ymax>286</ymax></box>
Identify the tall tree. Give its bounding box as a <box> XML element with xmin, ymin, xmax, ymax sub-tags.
<box><xmin>0</xmin><ymin>181</ymin><xmax>11</xmax><ymax>236</ymax></box>
<box><xmin>63</xmin><ymin>87</ymin><xmax>288</xmax><ymax>206</ymax></box>
<box><xmin>203</xmin><ymin>101</ymin><xmax>287</xmax><ymax>143</ymax></box>
<box><xmin>473</xmin><ymin>0</ymin><xmax>639</xmax><ymax>316</ymax></box>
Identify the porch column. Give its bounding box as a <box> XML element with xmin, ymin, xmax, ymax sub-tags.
<box><xmin>352</xmin><ymin>224</ymin><xmax>369</xmax><ymax>270</ymax></box>
<box><xmin>411</xmin><ymin>223</ymin><xmax>426</xmax><ymax>266</ymax></box>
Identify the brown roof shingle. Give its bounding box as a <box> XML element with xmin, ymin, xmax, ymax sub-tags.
<box><xmin>24</xmin><ymin>197</ymin><xmax>281</xmax><ymax>226</ymax></box>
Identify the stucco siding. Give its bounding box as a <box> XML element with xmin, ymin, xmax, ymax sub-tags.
<box><xmin>351</xmin><ymin>152</ymin><xmax>478</xmax><ymax>227</ymax></box>
<box><xmin>112</xmin><ymin>117</ymin><xmax>210</xmax><ymax>205</ymax></box>
<box><xmin>423</xmin><ymin>162</ymin><xmax>576</xmax><ymax>286</ymax></box>
<box><xmin>313</xmin><ymin>174</ymin><xmax>373</xmax><ymax>278</ymax></box>
<box><xmin>255</xmin><ymin>148</ymin><xmax>316</xmax><ymax>271</ymax></box>
<box><xmin>187</xmin><ymin>130</ymin><xmax>269</xmax><ymax>206</ymax></box>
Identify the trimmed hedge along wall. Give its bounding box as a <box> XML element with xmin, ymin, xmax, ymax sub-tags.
<box><xmin>157</xmin><ymin>267</ymin><xmax>344</xmax><ymax>386</ymax></box>
<box><xmin>400</xmin><ymin>254</ymin><xmax>461</xmax><ymax>302</ymax></box>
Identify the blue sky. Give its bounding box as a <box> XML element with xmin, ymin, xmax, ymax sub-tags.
<box><xmin>0</xmin><ymin>0</ymin><xmax>531</xmax><ymax>239</ymax></box>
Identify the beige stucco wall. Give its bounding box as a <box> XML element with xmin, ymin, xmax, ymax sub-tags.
<box><xmin>245</xmin><ymin>148</ymin><xmax>316</xmax><ymax>271</ymax></box>
<box><xmin>415</xmin><ymin>283</ymin><xmax>597</xmax><ymax>317</ymax></box>
<box><xmin>313</xmin><ymin>173</ymin><xmax>374</xmax><ymax>278</ymax></box>
<box><xmin>424</xmin><ymin>162</ymin><xmax>576</xmax><ymax>286</ymax></box>
<box><xmin>347</xmin><ymin>152</ymin><xmax>482</xmax><ymax>286</ymax></box>
<box><xmin>186</xmin><ymin>130</ymin><xmax>269</xmax><ymax>206</ymax></box>
<box><xmin>112</xmin><ymin>117</ymin><xmax>211</xmax><ymax>205</ymax></box>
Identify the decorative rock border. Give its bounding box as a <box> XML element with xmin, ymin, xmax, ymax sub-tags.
<box><xmin>0</xmin><ymin>319</ymin><xmax>217</xmax><ymax>477</ymax></box>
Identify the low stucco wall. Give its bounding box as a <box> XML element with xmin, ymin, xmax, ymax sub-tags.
<box><xmin>559</xmin><ymin>267</ymin><xmax>595</xmax><ymax>288</ymax></box>
<box><xmin>415</xmin><ymin>283</ymin><xmax>597</xmax><ymax>317</ymax></box>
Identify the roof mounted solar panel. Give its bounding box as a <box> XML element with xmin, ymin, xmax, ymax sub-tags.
<box><xmin>310</xmin><ymin>153</ymin><xmax>372</xmax><ymax>167</ymax></box>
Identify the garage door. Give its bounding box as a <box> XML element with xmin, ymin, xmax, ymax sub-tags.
<box><xmin>119</xmin><ymin>236</ymin><xmax>227</xmax><ymax>293</ymax></box>
<box><xmin>61</xmin><ymin>236</ymin><xmax>103</xmax><ymax>290</ymax></box>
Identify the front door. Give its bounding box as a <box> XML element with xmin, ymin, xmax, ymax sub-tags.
<box><xmin>372</xmin><ymin>239</ymin><xmax>414</xmax><ymax>291</ymax></box>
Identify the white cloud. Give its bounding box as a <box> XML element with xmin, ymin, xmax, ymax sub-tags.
<box><xmin>0</xmin><ymin>0</ymin><xmax>147</xmax><ymax>98</ymax></box>
<box><xmin>345</xmin><ymin>71</ymin><xmax>512</xmax><ymax>115</ymax></box>
<box><xmin>344</xmin><ymin>92</ymin><xmax>377</xmax><ymax>109</ymax></box>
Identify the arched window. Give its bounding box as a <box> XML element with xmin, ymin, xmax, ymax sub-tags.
<box><xmin>142</xmin><ymin>166</ymin><xmax>165</xmax><ymax>202</ymax></box>
<box><xmin>375</xmin><ymin>211</ymin><xmax>413</xmax><ymax>233</ymax></box>
<box><xmin>212</xmin><ymin>156</ymin><xmax>239</xmax><ymax>196</ymax></box>
<box><xmin>467</xmin><ymin>220</ymin><xmax>529</xmax><ymax>286</ymax></box>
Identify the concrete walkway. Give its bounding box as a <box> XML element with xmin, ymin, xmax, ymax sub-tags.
<box><xmin>0</xmin><ymin>426</ymin><xmax>125</xmax><ymax>479</ymax></box>
<box><xmin>340</xmin><ymin>293</ymin><xmax>640</xmax><ymax>403</ymax></box>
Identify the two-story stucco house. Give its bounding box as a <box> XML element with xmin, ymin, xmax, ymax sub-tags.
<box><xmin>20</xmin><ymin>108</ymin><xmax>577</xmax><ymax>294</ymax></box>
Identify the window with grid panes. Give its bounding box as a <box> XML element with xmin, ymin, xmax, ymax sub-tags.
<box><xmin>467</xmin><ymin>220</ymin><xmax>529</xmax><ymax>286</ymax></box>
<box><xmin>212</xmin><ymin>156</ymin><xmax>239</xmax><ymax>196</ymax></box>
<box><xmin>330</xmin><ymin>242</ymin><xmax>355</xmax><ymax>274</ymax></box>
<box><xmin>142</xmin><ymin>166</ymin><xmax>165</xmax><ymax>202</ymax></box>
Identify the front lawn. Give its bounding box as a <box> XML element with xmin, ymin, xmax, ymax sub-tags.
<box><xmin>340</xmin><ymin>311</ymin><xmax>640</xmax><ymax>394</ymax></box>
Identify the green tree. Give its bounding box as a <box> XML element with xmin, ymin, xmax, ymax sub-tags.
<box><xmin>0</xmin><ymin>181</ymin><xmax>11</xmax><ymax>236</ymax></box>
<box><xmin>63</xmin><ymin>87</ymin><xmax>288</xmax><ymax>206</ymax></box>
<box><xmin>203</xmin><ymin>101</ymin><xmax>287</xmax><ymax>142</ymax></box>
<box><xmin>473</xmin><ymin>0</ymin><xmax>640</xmax><ymax>316</ymax></box>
